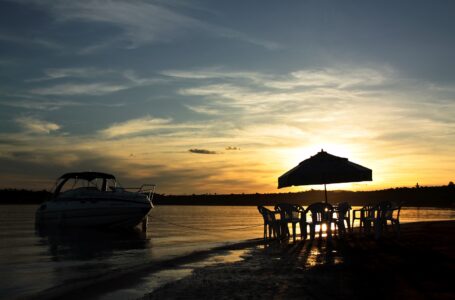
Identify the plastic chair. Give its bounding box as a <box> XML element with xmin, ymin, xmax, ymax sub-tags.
<box><xmin>306</xmin><ymin>202</ymin><xmax>334</xmax><ymax>240</ymax></box>
<box><xmin>257</xmin><ymin>206</ymin><xmax>280</xmax><ymax>241</ymax></box>
<box><xmin>382</xmin><ymin>201</ymin><xmax>402</xmax><ymax>237</ymax></box>
<box><xmin>333</xmin><ymin>202</ymin><xmax>351</xmax><ymax>236</ymax></box>
<box><xmin>363</xmin><ymin>201</ymin><xmax>395</xmax><ymax>239</ymax></box>
<box><xmin>274</xmin><ymin>203</ymin><xmax>305</xmax><ymax>242</ymax></box>
<box><xmin>387</xmin><ymin>203</ymin><xmax>403</xmax><ymax>237</ymax></box>
<box><xmin>352</xmin><ymin>204</ymin><xmax>375</xmax><ymax>231</ymax></box>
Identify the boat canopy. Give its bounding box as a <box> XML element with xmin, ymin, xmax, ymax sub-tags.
<box><xmin>58</xmin><ymin>172</ymin><xmax>116</xmax><ymax>181</ymax></box>
<box><xmin>54</xmin><ymin>172</ymin><xmax>116</xmax><ymax>196</ymax></box>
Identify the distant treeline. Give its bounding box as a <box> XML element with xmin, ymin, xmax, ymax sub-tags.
<box><xmin>0</xmin><ymin>189</ymin><xmax>52</xmax><ymax>204</ymax></box>
<box><xmin>2</xmin><ymin>184</ymin><xmax>453</xmax><ymax>207</ymax></box>
<box><xmin>153</xmin><ymin>185</ymin><xmax>455</xmax><ymax>208</ymax></box>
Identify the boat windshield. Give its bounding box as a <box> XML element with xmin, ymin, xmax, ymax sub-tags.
<box><xmin>54</xmin><ymin>177</ymin><xmax>117</xmax><ymax>195</ymax></box>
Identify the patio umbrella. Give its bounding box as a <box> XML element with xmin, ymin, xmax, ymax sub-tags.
<box><xmin>278</xmin><ymin>150</ymin><xmax>372</xmax><ymax>203</ymax></box>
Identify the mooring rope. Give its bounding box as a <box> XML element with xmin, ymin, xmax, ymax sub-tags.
<box><xmin>151</xmin><ymin>215</ymin><xmax>263</xmax><ymax>231</ymax></box>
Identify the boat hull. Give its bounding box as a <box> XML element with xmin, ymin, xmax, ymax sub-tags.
<box><xmin>36</xmin><ymin>198</ymin><xmax>152</xmax><ymax>228</ymax></box>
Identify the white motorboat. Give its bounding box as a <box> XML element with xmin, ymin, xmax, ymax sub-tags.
<box><xmin>36</xmin><ymin>172</ymin><xmax>155</xmax><ymax>228</ymax></box>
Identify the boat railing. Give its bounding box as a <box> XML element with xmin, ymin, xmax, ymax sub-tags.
<box><xmin>123</xmin><ymin>184</ymin><xmax>156</xmax><ymax>202</ymax></box>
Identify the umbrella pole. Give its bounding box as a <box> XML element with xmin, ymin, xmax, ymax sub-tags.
<box><xmin>324</xmin><ymin>184</ymin><xmax>328</xmax><ymax>203</ymax></box>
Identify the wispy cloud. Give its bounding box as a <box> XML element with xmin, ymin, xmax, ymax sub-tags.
<box><xmin>27</xmin><ymin>68</ymin><xmax>164</xmax><ymax>96</ymax></box>
<box><xmin>172</xmin><ymin>67</ymin><xmax>395</xmax><ymax>117</ymax></box>
<box><xmin>2</xmin><ymin>64</ymin><xmax>454</xmax><ymax>193</ymax></box>
<box><xmin>15</xmin><ymin>116</ymin><xmax>60</xmax><ymax>134</ymax></box>
<box><xmin>169</xmin><ymin>66</ymin><xmax>455</xmax><ymax>161</ymax></box>
<box><xmin>166</xmin><ymin>67</ymin><xmax>390</xmax><ymax>90</ymax></box>
<box><xmin>226</xmin><ymin>146</ymin><xmax>240</xmax><ymax>150</ymax></box>
<box><xmin>0</xmin><ymin>96</ymin><xmax>125</xmax><ymax>110</ymax></box>
<box><xmin>99</xmin><ymin>116</ymin><xmax>173</xmax><ymax>138</ymax></box>
<box><xmin>26</xmin><ymin>68</ymin><xmax>114</xmax><ymax>82</ymax></box>
<box><xmin>77</xmin><ymin>36</ymin><xmax>123</xmax><ymax>55</ymax></box>
<box><xmin>265</xmin><ymin>68</ymin><xmax>389</xmax><ymax>89</ymax></box>
<box><xmin>212</xmin><ymin>28</ymin><xmax>282</xmax><ymax>50</ymax></box>
<box><xmin>30</xmin><ymin>82</ymin><xmax>130</xmax><ymax>96</ymax></box>
<box><xmin>185</xmin><ymin>104</ymin><xmax>220</xmax><ymax>115</ymax></box>
<box><xmin>122</xmin><ymin>70</ymin><xmax>167</xmax><ymax>86</ymax></box>
<box><xmin>99</xmin><ymin>115</ymin><xmax>214</xmax><ymax>139</ymax></box>
<box><xmin>189</xmin><ymin>148</ymin><xmax>218</xmax><ymax>154</ymax></box>
<box><xmin>0</xmin><ymin>99</ymin><xmax>80</xmax><ymax>111</ymax></box>
<box><xmin>162</xmin><ymin>68</ymin><xmax>266</xmax><ymax>83</ymax></box>
<box><xmin>0</xmin><ymin>32</ymin><xmax>62</xmax><ymax>50</ymax></box>
<box><xmin>24</xmin><ymin>0</ymin><xmax>279</xmax><ymax>51</ymax></box>
<box><xmin>50</xmin><ymin>1</ymin><xmax>199</xmax><ymax>48</ymax></box>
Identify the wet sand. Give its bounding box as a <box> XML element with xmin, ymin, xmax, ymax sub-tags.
<box><xmin>29</xmin><ymin>240</ymin><xmax>264</xmax><ymax>300</ymax></box>
<box><xmin>142</xmin><ymin>221</ymin><xmax>455</xmax><ymax>300</ymax></box>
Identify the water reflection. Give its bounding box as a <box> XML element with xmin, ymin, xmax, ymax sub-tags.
<box><xmin>0</xmin><ymin>205</ymin><xmax>452</xmax><ymax>299</ymax></box>
<box><xmin>36</xmin><ymin>225</ymin><xmax>150</xmax><ymax>261</ymax></box>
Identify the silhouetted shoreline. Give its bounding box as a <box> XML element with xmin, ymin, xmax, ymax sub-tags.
<box><xmin>1</xmin><ymin>185</ymin><xmax>454</xmax><ymax>207</ymax></box>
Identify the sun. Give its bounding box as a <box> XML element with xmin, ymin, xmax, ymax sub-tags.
<box><xmin>285</xmin><ymin>144</ymin><xmax>357</xmax><ymax>166</ymax></box>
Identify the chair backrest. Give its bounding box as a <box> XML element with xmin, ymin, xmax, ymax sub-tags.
<box><xmin>393</xmin><ymin>202</ymin><xmax>402</xmax><ymax>220</ymax></box>
<box><xmin>274</xmin><ymin>203</ymin><xmax>302</xmax><ymax>221</ymax></box>
<box><xmin>374</xmin><ymin>200</ymin><xmax>393</xmax><ymax>220</ymax></box>
<box><xmin>336</xmin><ymin>202</ymin><xmax>351</xmax><ymax>219</ymax></box>
<box><xmin>386</xmin><ymin>201</ymin><xmax>402</xmax><ymax>220</ymax></box>
<box><xmin>362</xmin><ymin>205</ymin><xmax>376</xmax><ymax>219</ymax></box>
<box><xmin>306</xmin><ymin>202</ymin><xmax>333</xmax><ymax>223</ymax></box>
<box><xmin>257</xmin><ymin>206</ymin><xmax>276</xmax><ymax>223</ymax></box>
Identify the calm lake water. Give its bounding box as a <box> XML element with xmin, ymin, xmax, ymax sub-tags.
<box><xmin>0</xmin><ymin>205</ymin><xmax>453</xmax><ymax>299</ymax></box>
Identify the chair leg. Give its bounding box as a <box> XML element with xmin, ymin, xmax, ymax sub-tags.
<box><xmin>338</xmin><ymin>222</ymin><xmax>345</xmax><ymax>237</ymax></box>
<box><xmin>327</xmin><ymin>222</ymin><xmax>332</xmax><ymax>239</ymax></box>
<box><xmin>300</xmin><ymin>222</ymin><xmax>307</xmax><ymax>240</ymax></box>
<box><xmin>374</xmin><ymin>220</ymin><xmax>383</xmax><ymax>240</ymax></box>
<box><xmin>310</xmin><ymin>225</ymin><xmax>315</xmax><ymax>240</ymax></box>
<box><xmin>275</xmin><ymin>223</ymin><xmax>282</xmax><ymax>239</ymax></box>
<box><xmin>354</xmin><ymin>218</ymin><xmax>361</xmax><ymax>231</ymax></box>
<box><xmin>384</xmin><ymin>221</ymin><xmax>390</xmax><ymax>233</ymax></box>
<box><xmin>292</xmin><ymin>223</ymin><xmax>296</xmax><ymax>242</ymax></box>
<box><xmin>364</xmin><ymin>220</ymin><xmax>371</xmax><ymax>235</ymax></box>
<box><xmin>281</xmin><ymin>223</ymin><xmax>288</xmax><ymax>239</ymax></box>
<box><xmin>394</xmin><ymin>220</ymin><xmax>400</xmax><ymax>238</ymax></box>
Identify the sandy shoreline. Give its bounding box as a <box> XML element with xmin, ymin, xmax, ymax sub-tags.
<box><xmin>28</xmin><ymin>239</ymin><xmax>265</xmax><ymax>300</ymax></box>
<box><xmin>142</xmin><ymin>221</ymin><xmax>455</xmax><ymax>300</ymax></box>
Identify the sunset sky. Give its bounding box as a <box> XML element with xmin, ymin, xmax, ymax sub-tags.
<box><xmin>1</xmin><ymin>1</ymin><xmax>454</xmax><ymax>194</ymax></box>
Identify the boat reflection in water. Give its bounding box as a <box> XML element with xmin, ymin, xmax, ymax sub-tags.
<box><xmin>35</xmin><ymin>172</ymin><xmax>155</xmax><ymax>229</ymax></box>
<box><xmin>32</xmin><ymin>225</ymin><xmax>153</xmax><ymax>299</ymax></box>
<box><xmin>35</xmin><ymin>225</ymin><xmax>150</xmax><ymax>261</ymax></box>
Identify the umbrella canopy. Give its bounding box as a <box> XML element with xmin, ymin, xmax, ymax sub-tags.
<box><xmin>278</xmin><ymin>150</ymin><xmax>372</xmax><ymax>202</ymax></box>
